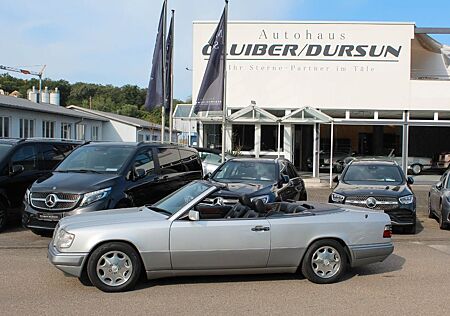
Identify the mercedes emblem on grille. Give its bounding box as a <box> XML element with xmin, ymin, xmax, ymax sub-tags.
<box><xmin>365</xmin><ymin>197</ymin><xmax>377</xmax><ymax>208</ymax></box>
<box><xmin>45</xmin><ymin>194</ymin><xmax>57</xmax><ymax>208</ymax></box>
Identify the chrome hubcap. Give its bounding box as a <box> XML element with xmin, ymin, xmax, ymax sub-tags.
<box><xmin>96</xmin><ymin>251</ymin><xmax>133</xmax><ymax>287</ymax></box>
<box><xmin>311</xmin><ymin>246</ymin><xmax>341</xmax><ymax>279</ymax></box>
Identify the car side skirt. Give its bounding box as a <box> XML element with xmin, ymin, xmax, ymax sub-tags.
<box><xmin>145</xmin><ymin>267</ymin><xmax>298</xmax><ymax>280</ymax></box>
<box><xmin>348</xmin><ymin>242</ymin><xmax>394</xmax><ymax>267</ymax></box>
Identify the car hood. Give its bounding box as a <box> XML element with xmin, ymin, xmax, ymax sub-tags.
<box><xmin>32</xmin><ymin>172</ymin><xmax>121</xmax><ymax>194</ymax></box>
<box><xmin>209</xmin><ymin>180</ymin><xmax>274</xmax><ymax>198</ymax></box>
<box><xmin>334</xmin><ymin>182</ymin><xmax>412</xmax><ymax>197</ymax></box>
<box><xmin>59</xmin><ymin>207</ymin><xmax>166</xmax><ymax>231</ymax></box>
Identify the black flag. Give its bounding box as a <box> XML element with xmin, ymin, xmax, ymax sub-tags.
<box><xmin>194</xmin><ymin>7</ymin><xmax>226</xmax><ymax>113</ymax></box>
<box><xmin>165</xmin><ymin>12</ymin><xmax>174</xmax><ymax>114</ymax></box>
<box><xmin>144</xmin><ymin>2</ymin><xmax>166</xmax><ymax>110</ymax></box>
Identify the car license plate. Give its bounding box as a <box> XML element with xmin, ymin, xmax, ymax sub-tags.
<box><xmin>37</xmin><ymin>213</ymin><xmax>61</xmax><ymax>222</ymax></box>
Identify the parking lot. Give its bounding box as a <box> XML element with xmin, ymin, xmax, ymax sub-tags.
<box><xmin>1</xmin><ymin>184</ymin><xmax>449</xmax><ymax>315</ymax></box>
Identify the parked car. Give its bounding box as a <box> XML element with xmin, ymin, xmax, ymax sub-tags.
<box><xmin>207</xmin><ymin>158</ymin><xmax>307</xmax><ymax>203</ymax></box>
<box><xmin>433</xmin><ymin>152</ymin><xmax>450</xmax><ymax>171</ymax></box>
<box><xmin>48</xmin><ymin>180</ymin><xmax>394</xmax><ymax>292</ymax></box>
<box><xmin>306</xmin><ymin>150</ymin><xmax>350</xmax><ymax>172</ymax></box>
<box><xmin>0</xmin><ymin>138</ymin><xmax>80</xmax><ymax>232</ymax></box>
<box><xmin>428</xmin><ymin>170</ymin><xmax>450</xmax><ymax>229</ymax></box>
<box><xmin>344</xmin><ymin>153</ymin><xmax>432</xmax><ymax>175</ymax></box>
<box><xmin>329</xmin><ymin>159</ymin><xmax>417</xmax><ymax>233</ymax></box>
<box><xmin>22</xmin><ymin>142</ymin><xmax>202</xmax><ymax>235</ymax></box>
<box><xmin>194</xmin><ymin>147</ymin><xmax>233</xmax><ymax>174</ymax></box>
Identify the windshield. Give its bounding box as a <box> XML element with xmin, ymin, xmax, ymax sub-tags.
<box><xmin>343</xmin><ymin>164</ymin><xmax>404</xmax><ymax>185</ymax></box>
<box><xmin>212</xmin><ymin>160</ymin><xmax>277</xmax><ymax>183</ymax></box>
<box><xmin>0</xmin><ymin>144</ymin><xmax>12</xmax><ymax>161</ymax></box>
<box><xmin>152</xmin><ymin>181</ymin><xmax>212</xmax><ymax>215</ymax></box>
<box><xmin>56</xmin><ymin>145</ymin><xmax>134</xmax><ymax>173</ymax></box>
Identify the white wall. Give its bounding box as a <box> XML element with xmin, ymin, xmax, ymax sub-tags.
<box><xmin>193</xmin><ymin>21</ymin><xmax>414</xmax><ymax>111</ymax></box>
<box><xmin>0</xmin><ymin>107</ymin><xmax>103</xmax><ymax>140</ymax></box>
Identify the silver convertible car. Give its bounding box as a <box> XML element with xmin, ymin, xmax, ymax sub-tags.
<box><xmin>48</xmin><ymin>181</ymin><xmax>394</xmax><ymax>292</ymax></box>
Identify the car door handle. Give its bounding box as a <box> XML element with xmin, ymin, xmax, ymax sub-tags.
<box><xmin>251</xmin><ymin>225</ymin><xmax>270</xmax><ymax>232</ymax></box>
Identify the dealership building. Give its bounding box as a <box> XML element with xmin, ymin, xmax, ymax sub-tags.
<box><xmin>184</xmin><ymin>21</ymin><xmax>450</xmax><ymax>176</ymax></box>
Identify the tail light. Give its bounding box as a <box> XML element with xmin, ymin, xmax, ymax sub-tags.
<box><xmin>383</xmin><ymin>225</ymin><xmax>392</xmax><ymax>238</ymax></box>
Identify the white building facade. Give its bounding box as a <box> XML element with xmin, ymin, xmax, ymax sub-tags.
<box><xmin>191</xmin><ymin>21</ymin><xmax>450</xmax><ymax>176</ymax></box>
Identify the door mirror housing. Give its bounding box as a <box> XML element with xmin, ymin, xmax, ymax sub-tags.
<box><xmin>436</xmin><ymin>181</ymin><xmax>443</xmax><ymax>190</ymax></box>
<box><xmin>281</xmin><ymin>174</ymin><xmax>290</xmax><ymax>184</ymax></box>
<box><xmin>188</xmin><ymin>210</ymin><xmax>200</xmax><ymax>221</ymax></box>
<box><xmin>203</xmin><ymin>172</ymin><xmax>212</xmax><ymax>180</ymax></box>
<box><xmin>407</xmin><ymin>176</ymin><xmax>414</xmax><ymax>185</ymax></box>
<box><xmin>10</xmin><ymin>164</ymin><xmax>24</xmax><ymax>176</ymax></box>
<box><xmin>333</xmin><ymin>175</ymin><xmax>339</xmax><ymax>183</ymax></box>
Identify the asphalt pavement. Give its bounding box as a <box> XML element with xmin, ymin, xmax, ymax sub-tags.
<box><xmin>0</xmin><ymin>184</ymin><xmax>449</xmax><ymax>315</ymax></box>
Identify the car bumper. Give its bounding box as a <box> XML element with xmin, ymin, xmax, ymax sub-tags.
<box><xmin>48</xmin><ymin>244</ymin><xmax>87</xmax><ymax>278</ymax></box>
<box><xmin>22</xmin><ymin>200</ymin><xmax>109</xmax><ymax>231</ymax></box>
<box><xmin>384</xmin><ymin>208</ymin><xmax>416</xmax><ymax>226</ymax></box>
<box><xmin>349</xmin><ymin>242</ymin><xmax>394</xmax><ymax>267</ymax></box>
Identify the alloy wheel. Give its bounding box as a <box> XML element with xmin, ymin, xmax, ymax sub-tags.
<box><xmin>311</xmin><ymin>245</ymin><xmax>341</xmax><ymax>279</ymax></box>
<box><xmin>96</xmin><ymin>251</ymin><xmax>133</xmax><ymax>287</ymax></box>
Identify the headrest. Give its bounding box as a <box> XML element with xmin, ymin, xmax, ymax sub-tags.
<box><xmin>253</xmin><ymin>199</ymin><xmax>266</xmax><ymax>213</ymax></box>
<box><xmin>239</xmin><ymin>195</ymin><xmax>252</xmax><ymax>207</ymax></box>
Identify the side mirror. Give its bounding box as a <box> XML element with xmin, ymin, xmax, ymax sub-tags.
<box><xmin>436</xmin><ymin>181</ymin><xmax>442</xmax><ymax>190</ymax></box>
<box><xmin>333</xmin><ymin>175</ymin><xmax>339</xmax><ymax>183</ymax></box>
<box><xmin>203</xmin><ymin>172</ymin><xmax>211</xmax><ymax>180</ymax></box>
<box><xmin>407</xmin><ymin>176</ymin><xmax>414</xmax><ymax>185</ymax></box>
<box><xmin>188</xmin><ymin>210</ymin><xmax>200</xmax><ymax>221</ymax></box>
<box><xmin>10</xmin><ymin>164</ymin><xmax>24</xmax><ymax>176</ymax></box>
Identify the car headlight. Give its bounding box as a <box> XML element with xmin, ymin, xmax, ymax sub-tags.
<box><xmin>250</xmin><ymin>195</ymin><xmax>270</xmax><ymax>203</ymax></box>
<box><xmin>54</xmin><ymin>229</ymin><xmax>75</xmax><ymax>250</ymax></box>
<box><xmin>80</xmin><ymin>187</ymin><xmax>112</xmax><ymax>207</ymax></box>
<box><xmin>24</xmin><ymin>188</ymin><xmax>31</xmax><ymax>204</ymax></box>
<box><xmin>331</xmin><ymin>192</ymin><xmax>345</xmax><ymax>203</ymax></box>
<box><xmin>399</xmin><ymin>195</ymin><xmax>414</xmax><ymax>204</ymax></box>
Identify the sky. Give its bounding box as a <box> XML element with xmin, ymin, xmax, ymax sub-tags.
<box><xmin>1</xmin><ymin>0</ymin><xmax>449</xmax><ymax>100</ymax></box>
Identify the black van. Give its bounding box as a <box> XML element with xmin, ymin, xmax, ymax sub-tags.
<box><xmin>0</xmin><ymin>138</ymin><xmax>80</xmax><ymax>232</ymax></box>
<box><xmin>22</xmin><ymin>142</ymin><xmax>202</xmax><ymax>235</ymax></box>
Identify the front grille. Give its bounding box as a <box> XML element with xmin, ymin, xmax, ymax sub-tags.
<box><xmin>30</xmin><ymin>192</ymin><xmax>81</xmax><ymax>211</ymax></box>
<box><xmin>345</xmin><ymin>195</ymin><xmax>398</xmax><ymax>211</ymax></box>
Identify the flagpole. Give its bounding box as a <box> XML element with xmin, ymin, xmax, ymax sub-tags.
<box><xmin>161</xmin><ymin>0</ymin><xmax>167</xmax><ymax>143</ymax></box>
<box><xmin>169</xmin><ymin>9</ymin><xmax>175</xmax><ymax>144</ymax></box>
<box><xmin>221</xmin><ymin>0</ymin><xmax>228</xmax><ymax>162</ymax></box>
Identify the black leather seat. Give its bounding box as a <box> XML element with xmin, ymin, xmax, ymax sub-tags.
<box><xmin>225</xmin><ymin>195</ymin><xmax>251</xmax><ymax>218</ymax></box>
<box><xmin>242</xmin><ymin>199</ymin><xmax>266</xmax><ymax>218</ymax></box>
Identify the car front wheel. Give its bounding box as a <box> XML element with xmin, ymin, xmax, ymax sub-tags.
<box><xmin>411</xmin><ymin>164</ymin><xmax>422</xmax><ymax>175</ymax></box>
<box><xmin>87</xmin><ymin>242</ymin><xmax>142</xmax><ymax>292</ymax></box>
<box><xmin>301</xmin><ymin>239</ymin><xmax>347</xmax><ymax>284</ymax></box>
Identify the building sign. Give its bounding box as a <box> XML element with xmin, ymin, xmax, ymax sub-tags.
<box><xmin>193</xmin><ymin>22</ymin><xmax>415</xmax><ymax>111</ymax></box>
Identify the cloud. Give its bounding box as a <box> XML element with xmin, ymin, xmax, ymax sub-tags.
<box><xmin>0</xmin><ymin>0</ymin><xmax>299</xmax><ymax>100</ymax></box>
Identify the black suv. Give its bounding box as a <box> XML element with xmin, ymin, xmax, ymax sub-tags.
<box><xmin>208</xmin><ymin>158</ymin><xmax>307</xmax><ymax>203</ymax></box>
<box><xmin>22</xmin><ymin>142</ymin><xmax>202</xmax><ymax>235</ymax></box>
<box><xmin>0</xmin><ymin>138</ymin><xmax>80</xmax><ymax>231</ymax></box>
<box><xmin>329</xmin><ymin>159</ymin><xmax>416</xmax><ymax>233</ymax></box>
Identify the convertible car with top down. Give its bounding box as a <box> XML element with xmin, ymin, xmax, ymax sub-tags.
<box><xmin>48</xmin><ymin>181</ymin><xmax>394</xmax><ymax>292</ymax></box>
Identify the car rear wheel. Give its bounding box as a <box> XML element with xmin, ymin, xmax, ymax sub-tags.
<box><xmin>0</xmin><ymin>201</ymin><xmax>7</xmax><ymax>232</ymax></box>
<box><xmin>439</xmin><ymin>207</ymin><xmax>449</xmax><ymax>230</ymax></box>
<box><xmin>411</xmin><ymin>164</ymin><xmax>422</xmax><ymax>175</ymax></box>
<box><xmin>301</xmin><ymin>239</ymin><xmax>347</xmax><ymax>284</ymax></box>
<box><xmin>87</xmin><ymin>242</ymin><xmax>142</xmax><ymax>292</ymax></box>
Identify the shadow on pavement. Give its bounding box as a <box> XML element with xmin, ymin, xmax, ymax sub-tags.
<box><xmin>345</xmin><ymin>254</ymin><xmax>405</xmax><ymax>280</ymax></box>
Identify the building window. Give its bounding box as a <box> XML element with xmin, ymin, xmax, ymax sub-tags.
<box><xmin>61</xmin><ymin>122</ymin><xmax>72</xmax><ymax>139</ymax></box>
<box><xmin>137</xmin><ymin>134</ymin><xmax>144</xmax><ymax>142</ymax></box>
<box><xmin>42</xmin><ymin>121</ymin><xmax>55</xmax><ymax>138</ymax></box>
<box><xmin>145</xmin><ymin>135</ymin><xmax>150</xmax><ymax>141</ymax></box>
<box><xmin>76</xmin><ymin>124</ymin><xmax>86</xmax><ymax>140</ymax></box>
<box><xmin>91</xmin><ymin>126</ymin><xmax>99</xmax><ymax>141</ymax></box>
<box><xmin>152</xmin><ymin>134</ymin><xmax>158</xmax><ymax>141</ymax></box>
<box><xmin>0</xmin><ymin>116</ymin><xmax>10</xmax><ymax>138</ymax></box>
<box><xmin>19</xmin><ymin>119</ymin><xmax>35</xmax><ymax>138</ymax></box>
<box><xmin>261</xmin><ymin>125</ymin><xmax>284</xmax><ymax>151</ymax></box>
<box><xmin>232</xmin><ymin>124</ymin><xmax>255</xmax><ymax>151</ymax></box>
<box><xmin>203</xmin><ymin>124</ymin><xmax>222</xmax><ymax>150</ymax></box>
